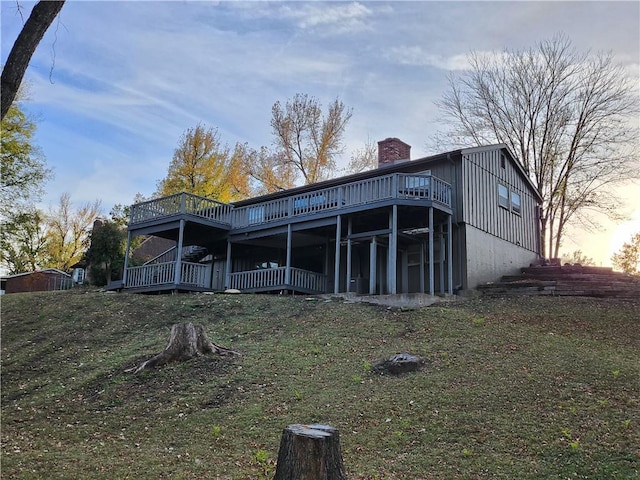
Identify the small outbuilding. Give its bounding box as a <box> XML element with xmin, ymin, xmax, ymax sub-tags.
<box><xmin>2</xmin><ymin>269</ymin><xmax>73</xmax><ymax>294</ymax></box>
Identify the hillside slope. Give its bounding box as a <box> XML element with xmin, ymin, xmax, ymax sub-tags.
<box><xmin>2</xmin><ymin>290</ymin><xmax>639</xmax><ymax>479</ymax></box>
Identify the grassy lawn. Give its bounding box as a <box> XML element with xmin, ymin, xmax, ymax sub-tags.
<box><xmin>1</xmin><ymin>290</ymin><xmax>638</xmax><ymax>479</ymax></box>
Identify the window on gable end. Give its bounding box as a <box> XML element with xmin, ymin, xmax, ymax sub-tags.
<box><xmin>498</xmin><ymin>184</ymin><xmax>509</xmax><ymax>209</ymax></box>
<box><xmin>511</xmin><ymin>191</ymin><xmax>522</xmax><ymax>215</ymax></box>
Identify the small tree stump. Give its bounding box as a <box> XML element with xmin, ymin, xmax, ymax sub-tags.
<box><xmin>273</xmin><ymin>424</ymin><xmax>346</xmax><ymax>480</ymax></box>
<box><xmin>373</xmin><ymin>353</ymin><xmax>423</xmax><ymax>375</ymax></box>
<box><xmin>126</xmin><ymin>323</ymin><xmax>239</xmax><ymax>374</ymax></box>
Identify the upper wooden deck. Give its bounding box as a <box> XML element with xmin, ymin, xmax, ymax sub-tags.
<box><xmin>128</xmin><ymin>172</ymin><xmax>452</xmax><ymax>232</ymax></box>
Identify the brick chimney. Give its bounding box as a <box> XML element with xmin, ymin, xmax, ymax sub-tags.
<box><xmin>377</xmin><ymin>137</ymin><xmax>411</xmax><ymax>167</ymax></box>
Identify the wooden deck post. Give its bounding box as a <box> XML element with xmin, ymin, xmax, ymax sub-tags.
<box><xmin>274</xmin><ymin>424</ymin><xmax>346</xmax><ymax>480</ymax></box>
<box><xmin>439</xmin><ymin>224</ymin><xmax>446</xmax><ymax>294</ymax></box>
<box><xmin>285</xmin><ymin>224</ymin><xmax>292</xmax><ymax>286</ymax></box>
<box><xmin>225</xmin><ymin>240</ymin><xmax>232</xmax><ymax>289</ymax></box>
<box><xmin>447</xmin><ymin>214</ymin><xmax>453</xmax><ymax>294</ymax></box>
<box><xmin>174</xmin><ymin>219</ymin><xmax>185</xmax><ymax>287</ymax></box>
<box><xmin>333</xmin><ymin>215</ymin><xmax>341</xmax><ymax>294</ymax></box>
<box><xmin>369</xmin><ymin>236</ymin><xmax>377</xmax><ymax>295</ymax></box>
<box><xmin>346</xmin><ymin>218</ymin><xmax>352</xmax><ymax>293</ymax></box>
<box><xmin>420</xmin><ymin>240</ymin><xmax>426</xmax><ymax>293</ymax></box>
<box><xmin>388</xmin><ymin>205</ymin><xmax>398</xmax><ymax>294</ymax></box>
<box><xmin>428</xmin><ymin>207</ymin><xmax>434</xmax><ymax>296</ymax></box>
<box><xmin>122</xmin><ymin>230</ymin><xmax>132</xmax><ymax>287</ymax></box>
<box><xmin>401</xmin><ymin>249</ymin><xmax>409</xmax><ymax>294</ymax></box>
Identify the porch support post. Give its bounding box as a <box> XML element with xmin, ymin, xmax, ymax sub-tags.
<box><xmin>401</xmin><ymin>250</ymin><xmax>409</xmax><ymax>294</ymax></box>
<box><xmin>285</xmin><ymin>223</ymin><xmax>292</xmax><ymax>286</ymax></box>
<box><xmin>346</xmin><ymin>217</ymin><xmax>352</xmax><ymax>293</ymax></box>
<box><xmin>174</xmin><ymin>219</ymin><xmax>185</xmax><ymax>286</ymax></box>
<box><xmin>447</xmin><ymin>214</ymin><xmax>453</xmax><ymax>295</ymax></box>
<box><xmin>225</xmin><ymin>240</ymin><xmax>232</xmax><ymax>289</ymax></box>
<box><xmin>122</xmin><ymin>230</ymin><xmax>132</xmax><ymax>286</ymax></box>
<box><xmin>419</xmin><ymin>240</ymin><xmax>425</xmax><ymax>293</ymax></box>
<box><xmin>333</xmin><ymin>215</ymin><xmax>342</xmax><ymax>294</ymax></box>
<box><xmin>388</xmin><ymin>205</ymin><xmax>398</xmax><ymax>294</ymax></box>
<box><xmin>369</xmin><ymin>237</ymin><xmax>377</xmax><ymax>295</ymax></box>
<box><xmin>428</xmin><ymin>207</ymin><xmax>434</xmax><ymax>296</ymax></box>
<box><xmin>439</xmin><ymin>224</ymin><xmax>445</xmax><ymax>294</ymax></box>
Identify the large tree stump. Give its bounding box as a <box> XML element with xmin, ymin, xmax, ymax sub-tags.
<box><xmin>273</xmin><ymin>424</ymin><xmax>346</xmax><ymax>480</ymax></box>
<box><xmin>127</xmin><ymin>323</ymin><xmax>239</xmax><ymax>374</ymax></box>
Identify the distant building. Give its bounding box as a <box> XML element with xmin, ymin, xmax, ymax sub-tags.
<box><xmin>2</xmin><ymin>269</ymin><xmax>73</xmax><ymax>294</ymax></box>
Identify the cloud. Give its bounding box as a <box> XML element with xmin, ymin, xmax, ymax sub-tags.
<box><xmin>278</xmin><ymin>2</ymin><xmax>374</xmax><ymax>34</ymax></box>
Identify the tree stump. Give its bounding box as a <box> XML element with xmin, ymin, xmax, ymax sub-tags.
<box><xmin>373</xmin><ymin>353</ymin><xmax>423</xmax><ymax>375</ymax></box>
<box><xmin>126</xmin><ymin>323</ymin><xmax>239</xmax><ymax>374</ymax></box>
<box><xmin>273</xmin><ymin>424</ymin><xmax>346</xmax><ymax>480</ymax></box>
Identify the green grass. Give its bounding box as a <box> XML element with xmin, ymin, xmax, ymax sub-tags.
<box><xmin>2</xmin><ymin>290</ymin><xmax>639</xmax><ymax>479</ymax></box>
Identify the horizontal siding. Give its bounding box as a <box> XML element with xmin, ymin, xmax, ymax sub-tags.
<box><xmin>461</xmin><ymin>149</ymin><xmax>539</xmax><ymax>253</ymax></box>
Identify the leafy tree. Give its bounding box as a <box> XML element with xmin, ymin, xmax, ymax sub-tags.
<box><xmin>0</xmin><ymin>209</ymin><xmax>48</xmax><ymax>274</ymax></box>
<box><xmin>1</xmin><ymin>0</ymin><xmax>65</xmax><ymax>120</ymax></box>
<box><xmin>85</xmin><ymin>219</ymin><xmax>126</xmax><ymax>285</ymax></box>
<box><xmin>271</xmin><ymin>93</ymin><xmax>352</xmax><ymax>185</ymax></box>
<box><xmin>561</xmin><ymin>250</ymin><xmax>595</xmax><ymax>266</ymax></box>
<box><xmin>345</xmin><ymin>138</ymin><xmax>377</xmax><ymax>174</ymax></box>
<box><xmin>611</xmin><ymin>232</ymin><xmax>640</xmax><ymax>274</ymax></box>
<box><xmin>44</xmin><ymin>193</ymin><xmax>101</xmax><ymax>271</ymax></box>
<box><xmin>157</xmin><ymin>124</ymin><xmax>250</xmax><ymax>202</ymax></box>
<box><xmin>436</xmin><ymin>34</ymin><xmax>639</xmax><ymax>258</ymax></box>
<box><xmin>1</xmin><ymin>99</ymin><xmax>51</xmax><ymax>217</ymax></box>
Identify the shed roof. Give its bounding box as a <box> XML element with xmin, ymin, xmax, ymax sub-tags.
<box><xmin>3</xmin><ymin>268</ymin><xmax>71</xmax><ymax>280</ymax></box>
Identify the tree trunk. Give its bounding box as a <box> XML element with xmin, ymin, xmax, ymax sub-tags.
<box><xmin>127</xmin><ymin>323</ymin><xmax>239</xmax><ymax>374</ymax></box>
<box><xmin>273</xmin><ymin>424</ymin><xmax>346</xmax><ymax>480</ymax></box>
<box><xmin>1</xmin><ymin>1</ymin><xmax>65</xmax><ymax>120</ymax></box>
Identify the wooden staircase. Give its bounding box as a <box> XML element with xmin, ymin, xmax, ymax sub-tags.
<box><xmin>478</xmin><ymin>265</ymin><xmax>640</xmax><ymax>299</ymax></box>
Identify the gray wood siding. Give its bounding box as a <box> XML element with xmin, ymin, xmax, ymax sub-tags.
<box><xmin>461</xmin><ymin>149</ymin><xmax>539</xmax><ymax>253</ymax></box>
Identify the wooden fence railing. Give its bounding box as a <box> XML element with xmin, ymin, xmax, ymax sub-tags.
<box><xmin>231</xmin><ymin>173</ymin><xmax>451</xmax><ymax>229</ymax></box>
<box><xmin>130</xmin><ymin>192</ymin><xmax>233</xmax><ymax>225</ymax></box>
<box><xmin>125</xmin><ymin>261</ymin><xmax>209</xmax><ymax>288</ymax></box>
<box><xmin>129</xmin><ymin>174</ymin><xmax>450</xmax><ymax>229</ymax></box>
<box><xmin>228</xmin><ymin>267</ymin><xmax>327</xmax><ymax>293</ymax></box>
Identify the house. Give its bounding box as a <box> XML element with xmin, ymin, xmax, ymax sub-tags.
<box><xmin>2</xmin><ymin>268</ymin><xmax>74</xmax><ymax>294</ymax></box>
<box><xmin>121</xmin><ymin>140</ymin><xmax>542</xmax><ymax>296</ymax></box>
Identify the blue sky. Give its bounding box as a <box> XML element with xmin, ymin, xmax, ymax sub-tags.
<box><xmin>2</xmin><ymin>1</ymin><xmax>639</xmax><ymax>265</ymax></box>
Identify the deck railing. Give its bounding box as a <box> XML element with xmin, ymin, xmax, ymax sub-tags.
<box><xmin>229</xmin><ymin>267</ymin><xmax>286</xmax><ymax>290</ymax></box>
<box><xmin>290</xmin><ymin>268</ymin><xmax>327</xmax><ymax>293</ymax></box>
<box><xmin>128</xmin><ymin>174</ymin><xmax>451</xmax><ymax>230</ymax></box>
<box><xmin>127</xmin><ymin>262</ymin><xmax>175</xmax><ymax>287</ymax></box>
<box><xmin>125</xmin><ymin>261</ymin><xmax>209</xmax><ymax>288</ymax></box>
<box><xmin>232</xmin><ymin>173</ymin><xmax>451</xmax><ymax>229</ymax></box>
<box><xmin>129</xmin><ymin>192</ymin><xmax>233</xmax><ymax>226</ymax></box>
<box><xmin>180</xmin><ymin>262</ymin><xmax>208</xmax><ymax>286</ymax></box>
<box><xmin>228</xmin><ymin>267</ymin><xmax>327</xmax><ymax>293</ymax></box>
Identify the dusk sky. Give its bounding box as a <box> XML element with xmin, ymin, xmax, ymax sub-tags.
<box><xmin>2</xmin><ymin>1</ymin><xmax>638</xmax><ymax>266</ymax></box>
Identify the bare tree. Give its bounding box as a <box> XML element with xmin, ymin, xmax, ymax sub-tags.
<box><xmin>345</xmin><ymin>137</ymin><xmax>377</xmax><ymax>174</ymax></box>
<box><xmin>436</xmin><ymin>34</ymin><xmax>639</xmax><ymax>258</ymax></box>
<box><xmin>271</xmin><ymin>93</ymin><xmax>353</xmax><ymax>185</ymax></box>
<box><xmin>239</xmin><ymin>145</ymin><xmax>297</xmax><ymax>195</ymax></box>
<box><xmin>1</xmin><ymin>1</ymin><xmax>65</xmax><ymax>120</ymax></box>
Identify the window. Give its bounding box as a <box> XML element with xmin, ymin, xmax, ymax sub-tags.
<box><xmin>498</xmin><ymin>184</ymin><xmax>509</xmax><ymax>209</ymax></box>
<box><xmin>247</xmin><ymin>206</ymin><xmax>265</xmax><ymax>224</ymax></box>
<box><xmin>500</xmin><ymin>154</ymin><xmax>506</xmax><ymax>169</ymax></box>
<box><xmin>511</xmin><ymin>191</ymin><xmax>522</xmax><ymax>215</ymax></box>
<box><xmin>405</xmin><ymin>176</ymin><xmax>430</xmax><ymax>189</ymax></box>
<box><xmin>294</xmin><ymin>194</ymin><xmax>325</xmax><ymax>211</ymax></box>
